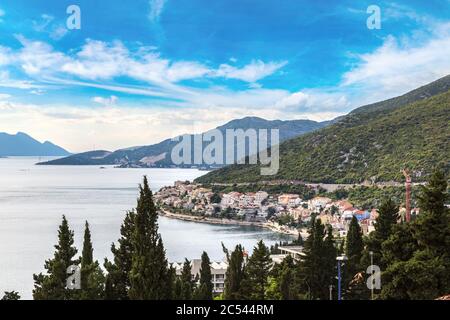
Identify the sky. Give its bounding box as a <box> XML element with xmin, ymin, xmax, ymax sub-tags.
<box><xmin>0</xmin><ymin>0</ymin><xmax>449</xmax><ymax>152</ymax></box>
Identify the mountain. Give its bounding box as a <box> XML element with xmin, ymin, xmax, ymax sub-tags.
<box><xmin>38</xmin><ymin>117</ymin><xmax>328</xmax><ymax>166</ymax></box>
<box><xmin>0</xmin><ymin>132</ymin><xmax>71</xmax><ymax>157</ymax></box>
<box><xmin>196</xmin><ymin>75</ymin><xmax>450</xmax><ymax>184</ymax></box>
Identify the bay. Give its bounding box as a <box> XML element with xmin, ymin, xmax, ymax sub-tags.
<box><xmin>0</xmin><ymin>157</ymin><xmax>293</xmax><ymax>299</ymax></box>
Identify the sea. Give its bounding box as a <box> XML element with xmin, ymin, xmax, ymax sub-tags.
<box><xmin>0</xmin><ymin>157</ymin><xmax>293</xmax><ymax>299</ymax></box>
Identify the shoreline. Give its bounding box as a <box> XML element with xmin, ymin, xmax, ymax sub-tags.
<box><xmin>160</xmin><ymin>209</ymin><xmax>303</xmax><ymax>237</ymax></box>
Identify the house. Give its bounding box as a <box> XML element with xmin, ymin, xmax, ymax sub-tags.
<box><xmin>278</xmin><ymin>194</ymin><xmax>301</xmax><ymax>207</ymax></box>
<box><xmin>172</xmin><ymin>259</ymin><xmax>228</xmax><ymax>294</ymax></box>
<box><xmin>308</xmin><ymin>196</ymin><xmax>332</xmax><ymax>212</ymax></box>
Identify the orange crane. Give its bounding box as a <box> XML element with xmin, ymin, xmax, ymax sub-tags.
<box><xmin>402</xmin><ymin>169</ymin><xmax>411</xmax><ymax>222</ymax></box>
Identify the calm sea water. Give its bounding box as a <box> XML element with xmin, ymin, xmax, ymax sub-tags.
<box><xmin>0</xmin><ymin>157</ymin><xmax>292</xmax><ymax>299</ymax></box>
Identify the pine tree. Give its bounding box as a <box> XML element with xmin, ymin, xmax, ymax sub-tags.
<box><xmin>104</xmin><ymin>210</ymin><xmax>135</xmax><ymax>300</ymax></box>
<box><xmin>128</xmin><ymin>176</ymin><xmax>172</xmax><ymax>300</ymax></box>
<box><xmin>223</xmin><ymin>245</ymin><xmax>246</xmax><ymax>300</ymax></box>
<box><xmin>79</xmin><ymin>221</ymin><xmax>105</xmax><ymax>300</ymax></box>
<box><xmin>278</xmin><ymin>255</ymin><xmax>297</xmax><ymax>300</ymax></box>
<box><xmin>33</xmin><ymin>215</ymin><xmax>79</xmax><ymax>300</ymax></box>
<box><xmin>244</xmin><ymin>240</ymin><xmax>272</xmax><ymax>299</ymax></box>
<box><xmin>194</xmin><ymin>252</ymin><xmax>213</xmax><ymax>300</ymax></box>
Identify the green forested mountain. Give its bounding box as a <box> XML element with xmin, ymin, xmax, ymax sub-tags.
<box><xmin>196</xmin><ymin>77</ymin><xmax>450</xmax><ymax>184</ymax></box>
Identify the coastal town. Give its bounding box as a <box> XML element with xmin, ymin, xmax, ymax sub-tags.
<box><xmin>154</xmin><ymin>181</ymin><xmax>419</xmax><ymax>238</ymax></box>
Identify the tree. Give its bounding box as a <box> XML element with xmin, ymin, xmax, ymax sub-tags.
<box><xmin>79</xmin><ymin>221</ymin><xmax>105</xmax><ymax>299</ymax></box>
<box><xmin>381</xmin><ymin>170</ymin><xmax>450</xmax><ymax>300</ymax></box>
<box><xmin>194</xmin><ymin>252</ymin><xmax>213</xmax><ymax>300</ymax></box>
<box><xmin>362</xmin><ymin>198</ymin><xmax>399</xmax><ymax>269</ymax></box>
<box><xmin>297</xmin><ymin>219</ymin><xmax>336</xmax><ymax>300</ymax></box>
<box><xmin>210</xmin><ymin>192</ymin><xmax>222</xmax><ymax>204</ymax></box>
<box><xmin>244</xmin><ymin>240</ymin><xmax>272</xmax><ymax>299</ymax></box>
<box><xmin>223</xmin><ymin>245</ymin><xmax>246</xmax><ymax>300</ymax></box>
<box><xmin>33</xmin><ymin>215</ymin><xmax>79</xmax><ymax>300</ymax></box>
<box><xmin>104</xmin><ymin>210</ymin><xmax>135</xmax><ymax>300</ymax></box>
<box><xmin>180</xmin><ymin>259</ymin><xmax>194</xmax><ymax>300</ymax></box>
<box><xmin>1</xmin><ymin>291</ymin><xmax>20</xmax><ymax>300</ymax></box>
<box><xmin>129</xmin><ymin>176</ymin><xmax>172</xmax><ymax>300</ymax></box>
<box><xmin>414</xmin><ymin>170</ymin><xmax>450</xmax><ymax>255</ymax></box>
<box><xmin>346</xmin><ymin>216</ymin><xmax>363</xmax><ymax>280</ymax></box>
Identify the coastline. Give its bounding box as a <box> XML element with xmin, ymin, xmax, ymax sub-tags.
<box><xmin>160</xmin><ymin>209</ymin><xmax>303</xmax><ymax>237</ymax></box>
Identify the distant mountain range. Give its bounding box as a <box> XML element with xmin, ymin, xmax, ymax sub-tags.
<box><xmin>196</xmin><ymin>75</ymin><xmax>450</xmax><ymax>184</ymax></box>
<box><xmin>38</xmin><ymin>118</ymin><xmax>329</xmax><ymax>167</ymax></box>
<box><xmin>0</xmin><ymin>132</ymin><xmax>70</xmax><ymax>157</ymax></box>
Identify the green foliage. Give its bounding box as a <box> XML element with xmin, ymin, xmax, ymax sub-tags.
<box><xmin>223</xmin><ymin>245</ymin><xmax>247</xmax><ymax>300</ymax></box>
<box><xmin>1</xmin><ymin>291</ymin><xmax>21</xmax><ymax>300</ymax></box>
<box><xmin>297</xmin><ymin>220</ymin><xmax>336</xmax><ymax>300</ymax></box>
<box><xmin>193</xmin><ymin>252</ymin><xmax>214</xmax><ymax>300</ymax></box>
<box><xmin>104</xmin><ymin>210</ymin><xmax>135</xmax><ymax>300</ymax></box>
<box><xmin>380</xmin><ymin>170</ymin><xmax>450</xmax><ymax>299</ymax></box>
<box><xmin>78</xmin><ymin>221</ymin><xmax>105</xmax><ymax>300</ymax></box>
<box><xmin>33</xmin><ymin>215</ymin><xmax>79</xmax><ymax>300</ymax></box>
<box><xmin>129</xmin><ymin>176</ymin><xmax>172</xmax><ymax>300</ymax></box>
<box><xmin>244</xmin><ymin>240</ymin><xmax>272</xmax><ymax>299</ymax></box>
<box><xmin>197</xmin><ymin>87</ymin><xmax>450</xmax><ymax>184</ymax></box>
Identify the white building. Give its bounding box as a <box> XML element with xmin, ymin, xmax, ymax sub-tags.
<box><xmin>172</xmin><ymin>259</ymin><xmax>228</xmax><ymax>294</ymax></box>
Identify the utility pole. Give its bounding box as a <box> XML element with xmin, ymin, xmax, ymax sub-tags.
<box><xmin>329</xmin><ymin>285</ymin><xmax>333</xmax><ymax>300</ymax></box>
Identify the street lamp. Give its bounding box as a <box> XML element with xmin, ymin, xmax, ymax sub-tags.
<box><xmin>369</xmin><ymin>251</ymin><xmax>374</xmax><ymax>300</ymax></box>
<box><xmin>336</xmin><ymin>255</ymin><xmax>348</xmax><ymax>301</ymax></box>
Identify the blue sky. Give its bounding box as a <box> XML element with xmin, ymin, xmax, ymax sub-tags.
<box><xmin>0</xmin><ymin>0</ymin><xmax>449</xmax><ymax>151</ymax></box>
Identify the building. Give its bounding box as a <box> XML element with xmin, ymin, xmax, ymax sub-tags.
<box><xmin>308</xmin><ymin>196</ymin><xmax>332</xmax><ymax>212</ymax></box>
<box><xmin>278</xmin><ymin>246</ymin><xmax>305</xmax><ymax>261</ymax></box>
<box><xmin>172</xmin><ymin>259</ymin><xmax>228</xmax><ymax>294</ymax></box>
<box><xmin>278</xmin><ymin>194</ymin><xmax>301</xmax><ymax>207</ymax></box>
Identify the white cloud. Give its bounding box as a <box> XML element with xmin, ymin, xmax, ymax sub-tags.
<box><xmin>148</xmin><ymin>0</ymin><xmax>167</xmax><ymax>22</ymax></box>
<box><xmin>342</xmin><ymin>22</ymin><xmax>450</xmax><ymax>102</ymax></box>
<box><xmin>215</xmin><ymin>60</ymin><xmax>288</xmax><ymax>82</ymax></box>
<box><xmin>92</xmin><ymin>95</ymin><xmax>118</xmax><ymax>107</ymax></box>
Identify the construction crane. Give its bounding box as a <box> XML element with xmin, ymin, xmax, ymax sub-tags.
<box><xmin>402</xmin><ymin>169</ymin><xmax>412</xmax><ymax>222</ymax></box>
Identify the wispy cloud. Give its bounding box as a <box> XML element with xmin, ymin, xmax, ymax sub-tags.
<box><xmin>148</xmin><ymin>0</ymin><xmax>167</xmax><ymax>22</ymax></box>
<box><xmin>92</xmin><ymin>95</ymin><xmax>118</xmax><ymax>107</ymax></box>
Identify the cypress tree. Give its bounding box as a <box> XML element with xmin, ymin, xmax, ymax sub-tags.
<box><xmin>245</xmin><ymin>240</ymin><xmax>272</xmax><ymax>299</ymax></box>
<box><xmin>79</xmin><ymin>221</ymin><xmax>105</xmax><ymax>300</ymax></box>
<box><xmin>278</xmin><ymin>255</ymin><xmax>297</xmax><ymax>300</ymax></box>
<box><xmin>223</xmin><ymin>245</ymin><xmax>246</xmax><ymax>300</ymax></box>
<box><xmin>104</xmin><ymin>210</ymin><xmax>135</xmax><ymax>300</ymax></box>
<box><xmin>33</xmin><ymin>215</ymin><xmax>79</xmax><ymax>300</ymax></box>
<box><xmin>129</xmin><ymin>176</ymin><xmax>172</xmax><ymax>300</ymax></box>
<box><xmin>180</xmin><ymin>259</ymin><xmax>194</xmax><ymax>300</ymax></box>
<box><xmin>346</xmin><ymin>216</ymin><xmax>363</xmax><ymax>277</ymax></box>
<box><xmin>194</xmin><ymin>252</ymin><xmax>213</xmax><ymax>300</ymax></box>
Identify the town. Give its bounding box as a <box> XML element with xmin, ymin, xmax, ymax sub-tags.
<box><xmin>155</xmin><ymin>181</ymin><xmax>418</xmax><ymax>238</ymax></box>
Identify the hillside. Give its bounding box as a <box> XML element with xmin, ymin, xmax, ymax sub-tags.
<box><xmin>38</xmin><ymin>117</ymin><xmax>328</xmax><ymax>167</ymax></box>
<box><xmin>0</xmin><ymin>132</ymin><xmax>70</xmax><ymax>156</ymax></box>
<box><xmin>196</xmin><ymin>77</ymin><xmax>450</xmax><ymax>184</ymax></box>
